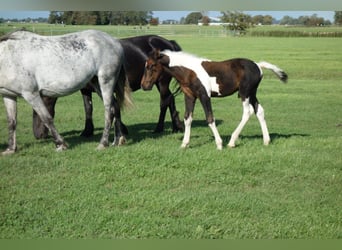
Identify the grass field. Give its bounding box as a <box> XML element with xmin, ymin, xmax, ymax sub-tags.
<box><xmin>0</xmin><ymin>24</ymin><xmax>341</xmax><ymax>239</ymax></box>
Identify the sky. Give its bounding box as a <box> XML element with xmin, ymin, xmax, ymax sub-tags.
<box><xmin>0</xmin><ymin>11</ymin><xmax>335</xmax><ymax>22</ymax></box>
<box><xmin>154</xmin><ymin>11</ymin><xmax>335</xmax><ymax>22</ymax></box>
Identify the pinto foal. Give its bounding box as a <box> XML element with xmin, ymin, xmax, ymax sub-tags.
<box><xmin>141</xmin><ymin>50</ymin><xmax>288</xmax><ymax>149</ymax></box>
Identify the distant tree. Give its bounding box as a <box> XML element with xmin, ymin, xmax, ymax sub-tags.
<box><xmin>110</xmin><ymin>11</ymin><xmax>152</xmax><ymax>25</ymax></box>
<box><xmin>185</xmin><ymin>12</ymin><xmax>202</xmax><ymax>24</ymax></box>
<box><xmin>252</xmin><ymin>15</ymin><xmax>264</xmax><ymax>25</ymax></box>
<box><xmin>252</xmin><ymin>15</ymin><xmax>273</xmax><ymax>25</ymax></box>
<box><xmin>98</xmin><ymin>11</ymin><xmax>113</xmax><ymax>25</ymax></box>
<box><xmin>48</xmin><ymin>11</ymin><xmax>63</xmax><ymax>24</ymax></box>
<box><xmin>263</xmin><ymin>15</ymin><xmax>273</xmax><ymax>25</ymax></box>
<box><xmin>334</xmin><ymin>11</ymin><xmax>342</xmax><ymax>25</ymax></box>
<box><xmin>150</xmin><ymin>17</ymin><xmax>159</xmax><ymax>26</ymax></box>
<box><xmin>307</xmin><ymin>14</ymin><xmax>324</xmax><ymax>26</ymax></box>
<box><xmin>280</xmin><ymin>15</ymin><xmax>295</xmax><ymax>25</ymax></box>
<box><xmin>61</xmin><ymin>11</ymin><xmax>74</xmax><ymax>24</ymax></box>
<box><xmin>180</xmin><ymin>17</ymin><xmax>186</xmax><ymax>24</ymax></box>
<box><xmin>201</xmin><ymin>16</ymin><xmax>210</xmax><ymax>26</ymax></box>
<box><xmin>48</xmin><ymin>11</ymin><xmax>152</xmax><ymax>25</ymax></box>
<box><xmin>221</xmin><ymin>11</ymin><xmax>252</xmax><ymax>34</ymax></box>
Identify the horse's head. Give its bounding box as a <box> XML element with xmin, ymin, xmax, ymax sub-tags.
<box><xmin>141</xmin><ymin>49</ymin><xmax>168</xmax><ymax>90</ymax></box>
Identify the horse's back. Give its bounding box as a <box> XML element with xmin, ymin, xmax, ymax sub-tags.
<box><xmin>204</xmin><ymin>58</ymin><xmax>260</xmax><ymax>77</ymax></box>
<box><xmin>0</xmin><ymin>30</ymin><xmax>124</xmax><ymax>97</ymax></box>
<box><xmin>120</xmin><ymin>35</ymin><xmax>180</xmax><ymax>91</ymax></box>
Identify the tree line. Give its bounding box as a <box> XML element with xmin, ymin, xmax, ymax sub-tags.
<box><xmin>48</xmin><ymin>11</ymin><xmax>154</xmax><ymax>25</ymax></box>
<box><xmin>1</xmin><ymin>11</ymin><xmax>342</xmax><ymax>26</ymax></box>
<box><xmin>182</xmin><ymin>11</ymin><xmax>342</xmax><ymax>26</ymax></box>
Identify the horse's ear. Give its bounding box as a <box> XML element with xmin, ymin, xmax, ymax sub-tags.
<box><xmin>153</xmin><ymin>48</ymin><xmax>161</xmax><ymax>59</ymax></box>
<box><xmin>148</xmin><ymin>37</ymin><xmax>159</xmax><ymax>49</ymax></box>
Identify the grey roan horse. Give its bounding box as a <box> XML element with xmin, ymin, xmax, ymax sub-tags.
<box><xmin>32</xmin><ymin>35</ymin><xmax>183</xmax><ymax>140</ymax></box>
<box><xmin>0</xmin><ymin>30</ymin><xmax>130</xmax><ymax>155</ymax></box>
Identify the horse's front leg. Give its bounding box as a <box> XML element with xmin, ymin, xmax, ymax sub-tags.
<box><xmin>156</xmin><ymin>77</ymin><xmax>183</xmax><ymax>133</ymax></box>
<box><xmin>80</xmin><ymin>88</ymin><xmax>94</xmax><ymax>137</ymax></box>
<box><xmin>198</xmin><ymin>94</ymin><xmax>223</xmax><ymax>150</ymax></box>
<box><xmin>2</xmin><ymin>96</ymin><xmax>17</xmax><ymax>155</ymax></box>
<box><xmin>181</xmin><ymin>95</ymin><xmax>196</xmax><ymax>148</ymax></box>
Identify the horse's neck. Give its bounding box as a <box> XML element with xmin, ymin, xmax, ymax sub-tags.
<box><xmin>164</xmin><ymin>66</ymin><xmax>195</xmax><ymax>85</ymax></box>
<box><xmin>163</xmin><ymin>66</ymin><xmax>182</xmax><ymax>81</ymax></box>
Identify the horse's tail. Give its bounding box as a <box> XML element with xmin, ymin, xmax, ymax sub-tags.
<box><xmin>114</xmin><ymin>65</ymin><xmax>134</xmax><ymax>109</ymax></box>
<box><xmin>257</xmin><ymin>61</ymin><xmax>288</xmax><ymax>83</ymax></box>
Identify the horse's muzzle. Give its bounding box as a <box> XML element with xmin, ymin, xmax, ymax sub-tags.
<box><xmin>141</xmin><ymin>81</ymin><xmax>154</xmax><ymax>91</ymax></box>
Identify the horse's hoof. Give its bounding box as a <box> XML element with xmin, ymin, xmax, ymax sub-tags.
<box><xmin>96</xmin><ymin>144</ymin><xmax>107</xmax><ymax>150</ymax></box>
<box><xmin>56</xmin><ymin>144</ymin><xmax>67</xmax><ymax>152</ymax></box>
<box><xmin>112</xmin><ymin>136</ymin><xmax>126</xmax><ymax>146</ymax></box>
<box><xmin>227</xmin><ymin>143</ymin><xmax>235</xmax><ymax>148</ymax></box>
<box><xmin>1</xmin><ymin>148</ymin><xmax>16</xmax><ymax>156</ymax></box>
<box><xmin>217</xmin><ymin>144</ymin><xmax>223</xmax><ymax>150</ymax></box>
<box><xmin>118</xmin><ymin>136</ymin><xmax>126</xmax><ymax>146</ymax></box>
<box><xmin>264</xmin><ymin>140</ymin><xmax>270</xmax><ymax>146</ymax></box>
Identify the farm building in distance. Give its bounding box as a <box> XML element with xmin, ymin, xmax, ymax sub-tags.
<box><xmin>198</xmin><ymin>16</ymin><xmax>229</xmax><ymax>26</ymax></box>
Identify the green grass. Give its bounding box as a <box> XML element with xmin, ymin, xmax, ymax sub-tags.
<box><xmin>0</xmin><ymin>25</ymin><xmax>342</xmax><ymax>239</ymax></box>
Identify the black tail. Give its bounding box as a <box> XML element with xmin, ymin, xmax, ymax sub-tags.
<box><xmin>114</xmin><ymin>65</ymin><xmax>133</xmax><ymax>109</ymax></box>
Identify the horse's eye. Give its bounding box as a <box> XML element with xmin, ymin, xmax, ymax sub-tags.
<box><xmin>147</xmin><ymin>64</ymin><xmax>155</xmax><ymax>70</ymax></box>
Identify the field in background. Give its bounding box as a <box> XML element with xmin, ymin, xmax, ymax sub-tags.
<box><xmin>1</xmin><ymin>23</ymin><xmax>342</xmax><ymax>38</ymax></box>
<box><xmin>0</xmin><ymin>24</ymin><xmax>341</xmax><ymax>238</ymax></box>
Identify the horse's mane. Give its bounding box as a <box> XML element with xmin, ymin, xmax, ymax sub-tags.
<box><xmin>161</xmin><ymin>50</ymin><xmax>209</xmax><ymax>63</ymax></box>
<box><xmin>0</xmin><ymin>28</ymin><xmax>33</xmax><ymax>43</ymax></box>
<box><xmin>0</xmin><ymin>32</ymin><xmax>15</xmax><ymax>43</ymax></box>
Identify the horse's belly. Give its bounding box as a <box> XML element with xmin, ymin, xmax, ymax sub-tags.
<box><xmin>36</xmin><ymin>69</ymin><xmax>94</xmax><ymax>97</ymax></box>
<box><xmin>0</xmin><ymin>87</ymin><xmax>20</xmax><ymax>97</ymax></box>
<box><xmin>39</xmin><ymin>86</ymin><xmax>82</xmax><ymax>97</ymax></box>
<box><xmin>209</xmin><ymin>77</ymin><xmax>222</xmax><ymax>96</ymax></box>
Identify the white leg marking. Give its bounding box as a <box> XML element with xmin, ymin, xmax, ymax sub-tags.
<box><xmin>228</xmin><ymin>98</ymin><xmax>253</xmax><ymax>148</ymax></box>
<box><xmin>181</xmin><ymin>115</ymin><xmax>193</xmax><ymax>148</ymax></box>
<box><xmin>56</xmin><ymin>144</ymin><xmax>68</xmax><ymax>152</ymax></box>
<box><xmin>256</xmin><ymin>104</ymin><xmax>270</xmax><ymax>145</ymax></box>
<box><xmin>112</xmin><ymin>136</ymin><xmax>127</xmax><ymax>146</ymax></box>
<box><xmin>208</xmin><ymin>121</ymin><xmax>223</xmax><ymax>150</ymax></box>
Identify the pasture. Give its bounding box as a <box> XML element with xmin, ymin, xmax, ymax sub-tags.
<box><xmin>0</xmin><ymin>24</ymin><xmax>341</xmax><ymax>239</ymax></box>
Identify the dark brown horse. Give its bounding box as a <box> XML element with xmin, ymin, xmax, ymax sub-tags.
<box><xmin>33</xmin><ymin>35</ymin><xmax>183</xmax><ymax>140</ymax></box>
<box><xmin>141</xmin><ymin>49</ymin><xmax>288</xmax><ymax>149</ymax></box>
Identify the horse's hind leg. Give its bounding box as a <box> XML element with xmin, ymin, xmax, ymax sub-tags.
<box><xmin>254</xmin><ymin>102</ymin><xmax>270</xmax><ymax>145</ymax></box>
<box><xmin>228</xmin><ymin>97</ymin><xmax>254</xmax><ymax>148</ymax></box>
<box><xmin>33</xmin><ymin>96</ymin><xmax>57</xmax><ymax>139</ymax></box>
<box><xmin>23</xmin><ymin>93</ymin><xmax>67</xmax><ymax>151</ymax></box>
<box><xmin>96</xmin><ymin>77</ymin><xmax>115</xmax><ymax>150</ymax></box>
<box><xmin>2</xmin><ymin>97</ymin><xmax>17</xmax><ymax>155</ymax></box>
<box><xmin>112</xmin><ymin>96</ymin><xmax>128</xmax><ymax>146</ymax></box>
<box><xmin>198</xmin><ymin>94</ymin><xmax>223</xmax><ymax>150</ymax></box>
<box><xmin>80</xmin><ymin>88</ymin><xmax>94</xmax><ymax>137</ymax></box>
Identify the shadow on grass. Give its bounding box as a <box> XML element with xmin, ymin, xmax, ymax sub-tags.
<box><xmin>2</xmin><ymin>121</ymin><xmax>307</xmax><ymax>152</ymax></box>
<box><xmin>52</xmin><ymin>120</ymin><xmax>225</xmax><ymax>148</ymax></box>
<box><xmin>239</xmin><ymin>133</ymin><xmax>310</xmax><ymax>141</ymax></box>
<box><xmin>126</xmin><ymin>119</ymin><xmax>224</xmax><ymax>143</ymax></box>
